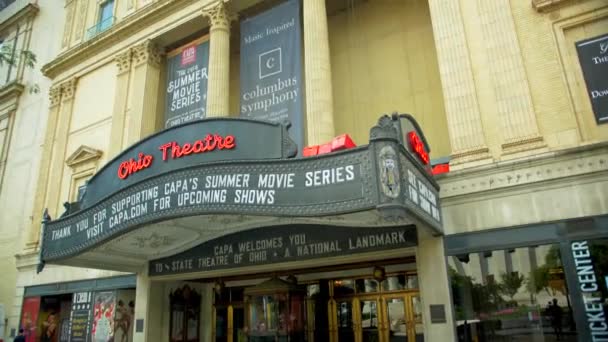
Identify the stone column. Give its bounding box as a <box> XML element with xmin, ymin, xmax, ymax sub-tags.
<box><xmin>416</xmin><ymin>228</ymin><xmax>456</xmax><ymax>341</ymax></box>
<box><xmin>427</xmin><ymin>0</ymin><xmax>492</xmax><ymax>167</ymax></box>
<box><xmin>127</xmin><ymin>40</ymin><xmax>162</xmax><ymax>145</ymax></box>
<box><xmin>46</xmin><ymin>79</ymin><xmax>78</xmax><ymax>216</ymax></box>
<box><xmin>475</xmin><ymin>0</ymin><xmax>545</xmax><ymax>155</ymax></box>
<box><xmin>133</xmin><ymin>268</ymin><xmax>163</xmax><ymax>342</ymax></box>
<box><xmin>200</xmin><ymin>283</ymin><xmax>214</xmax><ymax>342</ymax></box>
<box><xmin>303</xmin><ymin>0</ymin><xmax>335</xmax><ymax>146</ymax></box>
<box><xmin>25</xmin><ymin>85</ymin><xmax>62</xmax><ymax>251</ymax></box>
<box><xmin>108</xmin><ymin>49</ymin><xmax>132</xmax><ymax>157</ymax></box>
<box><xmin>202</xmin><ymin>1</ymin><xmax>235</xmax><ymax>118</ymax></box>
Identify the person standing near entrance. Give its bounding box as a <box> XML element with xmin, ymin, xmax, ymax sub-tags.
<box><xmin>13</xmin><ymin>329</ymin><xmax>26</xmax><ymax>342</ymax></box>
<box><xmin>549</xmin><ymin>298</ymin><xmax>564</xmax><ymax>340</ymax></box>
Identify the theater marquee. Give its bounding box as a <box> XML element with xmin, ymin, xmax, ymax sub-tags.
<box><xmin>39</xmin><ymin>115</ymin><xmax>442</xmax><ymax>273</ymax></box>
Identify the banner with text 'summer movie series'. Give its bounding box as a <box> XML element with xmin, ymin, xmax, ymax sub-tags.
<box><xmin>164</xmin><ymin>36</ymin><xmax>209</xmax><ymax>128</ymax></box>
<box><xmin>240</xmin><ymin>0</ymin><xmax>304</xmax><ymax>153</ymax></box>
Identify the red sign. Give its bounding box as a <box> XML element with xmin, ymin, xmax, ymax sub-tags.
<box><xmin>20</xmin><ymin>297</ymin><xmax>41</xmax><ymax>342</ymax></box>
<box><xmin>407</xmin><ymin>131</ymin><xmax>429</xmax><ymax>165</ymax></box>
<box><xmin>181</xmin><ymin>45</ymin><xmax>197</xmax><ymax>66</ymax></box>
<box><xmin>117</xmin><ymin>134</ymin><xmax>235</xmax><ymax>180</ymax></box>
<box><xmin>303</xmin><ymin>134</ymin><xmax>357</xmax><ymax>157</ymax></box>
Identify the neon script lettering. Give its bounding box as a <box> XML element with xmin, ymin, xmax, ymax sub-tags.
<box><xmin>117</xmin><ymin>153</ymin><xmax>154</xmax><ymax>180</ymax></box>
<box><xmin>116</xmin><ymin>134</ymin><xmax>236</xmax><ymax>180</ymax></box>
<box><xmin>159</xmin><ymin>134</ymin><xmax>235</xmax><ymax>161</ymax></box>
<box><xmin>407</xmin><ymin>131</ymin><xmax>429</xmax><ymax>165</ymax></box>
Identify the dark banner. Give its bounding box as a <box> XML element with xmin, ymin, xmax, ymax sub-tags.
<box><xmin>78</xmin><ymin>118</ymin><xmax>296</xmax><ymax>209</ymax></box>
<box><xmin>69</xmin><ymin>292</ymin><xmax>92</xmax><ymax>342</ymax></box>
<box><xmin>240</xmin><ymin>0</ymin><xmax>304</xmax><ymax>152</ymax></box>
<box><xmin>150</xmin><ymin>225</ymin><xmax>417</xmax><ymax>276</ymax></box>
<box><xmin>576</xmin><ymin>34</ymin><xmax>608</xmax><ymax>124</ymax></box>
<box><xmin>164</xmin><ymin>37</ymin><xmax>209</xmax><ymax>128</ymax></box>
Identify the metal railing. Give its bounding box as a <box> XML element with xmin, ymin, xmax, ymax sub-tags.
<box><xmin>85</xmin><ymin>16</ymin><xmax>115</xmax><ymax>41</ymax></box>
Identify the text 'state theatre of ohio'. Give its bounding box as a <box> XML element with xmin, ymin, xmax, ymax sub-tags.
<box><xmin>2</xmin><ymin>0</ymin><xmax>608</xmax><ymax>342</ymax></box>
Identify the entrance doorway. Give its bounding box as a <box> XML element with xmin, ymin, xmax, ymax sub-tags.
<box><xmin>213</xmin><ymin>287</ymin><xmax>246</xmax><ymax>342</ymax></box>
<box><xmin>330</xmin><ymin>286</ymin><xmax>423</xmax><ymax>342</ymax></box>
<box><xmin>212</xmin><ymin>269</ymin><xmax>422</xmax><ymax>342</ymax></box>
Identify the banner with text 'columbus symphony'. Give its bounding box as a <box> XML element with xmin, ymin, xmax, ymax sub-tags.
<box><xmin>240</xmin><ymin>0</ymin><xmax>304</xmax><ymax>153</ymax></box>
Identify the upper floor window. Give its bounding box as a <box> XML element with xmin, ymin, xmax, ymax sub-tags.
<box><xmin>86</xmin><ymin>0</ymin><xmax>114</xmax><ymax>40</ymax></box>
<box><xmin>99</xmin><ymin>0</ymin><xmax>114</xmax><ymax>31</ymax></box>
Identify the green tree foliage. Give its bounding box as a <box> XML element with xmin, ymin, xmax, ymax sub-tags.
<box><xmin>499</xmin><ymin>272</ymin><xmax>525</xmax><ymax>300</ymax></box>
<box><xmin>0</xmin><ymin>44</ymin><xmax>38</xmax><ymax>93</ymax></box>
<box><xmin>526</xmin><ymin>245</ymin><xmax>563</xmax><ymax>297</ymax></box>
<box><xmin>0</xmin><ymin>44</ymin><xmax>36</xmax><ymax>68</ymax></box>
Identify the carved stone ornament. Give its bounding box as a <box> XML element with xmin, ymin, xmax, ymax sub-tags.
<box><xmin>531</xmin><ymin>0</ymin><xmax>573</xmax><ymax>12</ymax></box>
<box><xmin>378</xmin><ymin>145</ymin><xmax>400</xmax><ymax>199</ymax></box>
<box><xmin>49</xmin><ymin>86</ymin><xmax>62</xmax><ymax>108</ymax></box>
<box><xmin>369</xmin><ymin>115</ymin><xmax>400</xmax><ymax>142</ymax></box>
<box><xmin>65</xmin><ymin>145</ymin><xmax>103</xmax><ymax>169</ymax></box>
<box><xmin>115</xmin><ymin>49</ymin><xmax>132</xmax><ymax>75</ymax></box>
<box><xmin>132</xmin><ymin>40</ymin><xmax>162</xmax><ymax>67</ymax></box>
<box><xmin>202</xmin><ymin>1</ymin><xmax>237</xmax><ymax>31</ymax></box>
<box><xmin>60</xmin><ymin>78</ymin><xmax>77</xmax><ymax>102</ymax></box>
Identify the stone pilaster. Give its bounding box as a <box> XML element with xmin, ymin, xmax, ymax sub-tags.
<box><xmin>476</xmin><ymin>0</ymin><xmax>545</xmax><ymax>155</ymax></box>
<box><xmin>127</xmin><ymin>40</ymin><xmax>162</xmax><ymax>145</ymax></box>
<box><xmin>133</xmin><ymin>267</ymin><xmax>163</xmax><ymax>342</ymax></box>
<box><xmin>62</xmin><ymin>0</ymin><xmax>76</xmax><ymax>49</ymax></box>
<box><xmin>303</xmin><ymin>0</ymin><xmax>335</xmax><ymax>146</ymax></box>
<box><xmin>26</xmin><ymin>79</ymin><xmax>76</xmax><ymax>251</ymax></box>
<box><xmin>428</xmin><ymin>0</ymin><xmax>492</xmax><ymax>166</ymax></box>
<box><xmin>417</xmin><ymin>229</ymin><xmax>456</xmax><ymax>341</ymax></box>
<box><xmin>73</xmin><ymin>0</ymin><xmax>90</xmax><ymax>42</ymax></box>
<box><xmin>109</xmin><ymin>49</ymin><xmax>133</xmax><ymax>157</ymax></box>
<box><xmin>202</xmin><ymin>1</ymin><xmax>236</xmax><ymax>118</ymax></box>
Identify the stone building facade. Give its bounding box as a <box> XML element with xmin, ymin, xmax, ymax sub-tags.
<box><xmin>0</xmin><ymin>0</ymin><xmax>605</xmax><ymax>341</ymax></box>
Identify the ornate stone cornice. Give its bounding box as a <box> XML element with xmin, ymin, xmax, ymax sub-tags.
<box><xmin>0</xmin><ymin>3</ymin><xmax>39</xmax><ymax>34</ymax></box>
<box><xmin>132</xmin><ymin>40</ymin><xmax>162</xmax><ymax>67</ymax></box>
<box><xmin>49</xmin><ymin>85</ymin><xmax>62</xmax><ymax>108</ymax></box>
<box><xmin>0</xmin><ymin>82</ymin><xmax>24</xmax><ymax>115</ymax></box>
<box><xmin>202</xmin><ymin>1</ymin><xmax>237</xmax><ymax>31</ymax></box>
<box><xmin>114</xmin><ymin>49</ymin><xmax>132</xmax><ymax>75</ymax></box>
<box><xmin>438</xmin><ymin>142</ymin><xmax>608</xmax><ymax>200</ymax></box>
<box><xmin>0</xmin><ymin>82</ymin><xmax>24</xmax><ymax>104</ymax></box>
<box><xmin>41</xmin><ymin>0</ymin><xmax>198</xmax><ymax>79</ymax></box>
<box><xmin>60</xmin><ymin>78</ymin><xmax>78</xmax><ymax>102</ymax></box>
<box><xmin>531</xmin><ymin>0</ymin><xmax>574</xmax><ymax>12</ymax></box>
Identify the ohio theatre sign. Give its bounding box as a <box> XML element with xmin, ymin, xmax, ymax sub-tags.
<box><xmin>39</xmin><ymin>114</ymin><xmax>442</xmax><ymax>272</ymax></box>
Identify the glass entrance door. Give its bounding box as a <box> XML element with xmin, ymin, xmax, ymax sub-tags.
<box><xmin>214</xmin><ymin>305</ymin><xmax>245</xmax><ymax>342</ymax></box>
<box><xmin>331</xmin><ymin>293</ymin><xmax>422</xmax><ymax>342</ymax></box>
<box><xmin>383</xmin><ymin>294</ymin><xmax>423</xmax><ymax>342</ymax></box>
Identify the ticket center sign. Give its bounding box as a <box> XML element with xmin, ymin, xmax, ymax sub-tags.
<box><xmin>40</xmin><ymin>115</ymin><xmax>442</xmax><ymax>263</ymax></box>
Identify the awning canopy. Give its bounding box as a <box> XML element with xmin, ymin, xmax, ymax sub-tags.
<box><xmin>38</xmin><ymin>114</ymin><xmax>442</xmax><ymax>274</ymax></box>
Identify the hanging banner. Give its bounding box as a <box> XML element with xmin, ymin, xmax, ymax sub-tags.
<box><xmin>240</xmin><ymin>0</ymin><xmax>304</xmax><ymax>153</ymax></box>
<box><xmin>20</xmin><ymin>297</ymin><xmax>41</xmax><ymax>342</ymax></box>
<box><xmin>164</xmin><ymin>36</ymin><xmax>209</xmax><ymax>128</ymax></box>
<box><xmin>576</xmin><ymin>33</ymin><xmax>608</xmax><ymax>124</ymax></box>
